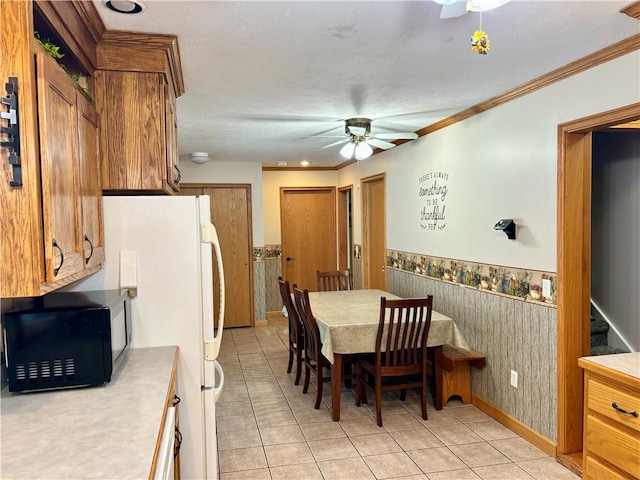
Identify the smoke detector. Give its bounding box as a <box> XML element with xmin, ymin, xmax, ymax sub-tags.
<box><xmin>190</xmin><ymin>152</ymin><xmax>210</xmax><ymax>164</ymax></box>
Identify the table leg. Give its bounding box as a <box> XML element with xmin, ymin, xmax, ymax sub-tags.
<box><xmin>331</xmin><ymin>353</ymin><xmax>343</xmax><ymax>421</ymax></box>
<box><xmin>433</xmin><ymin>345</ymin><xmax>443</xmax><ymax>410</ymax></box>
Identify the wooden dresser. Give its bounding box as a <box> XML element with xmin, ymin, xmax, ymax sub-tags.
<box><xmin>579</xmin><ymin>353</ymin><xmax>640</xmax><ymax>480</ymax></box>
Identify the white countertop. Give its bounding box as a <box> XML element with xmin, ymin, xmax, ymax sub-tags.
<box><xmin>1</xmin><ymin>346</ymin><xmax>177</xmax><ymax>479</ymax></box>
<box><xmin>580</xmin><ymin>352</ymin><xmax>640</xmax><ymax>380</ymax></box>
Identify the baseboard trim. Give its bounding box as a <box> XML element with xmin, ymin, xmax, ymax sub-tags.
<box><xmin>471</xmin><ymin>393</ymin><xmax>557</xmax><ymax>457</ymax></box>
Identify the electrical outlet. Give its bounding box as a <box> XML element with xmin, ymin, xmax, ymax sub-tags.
<box><xmin>510</xmin><ymin>370</ymin><xmax>518</xmax><ymax>388</ymax></box>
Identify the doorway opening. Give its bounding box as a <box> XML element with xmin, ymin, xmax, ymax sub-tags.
<box><xmin>556</xmin><ymin>103</ymin><xmax>639</xmax><ymax>474</ymax></box>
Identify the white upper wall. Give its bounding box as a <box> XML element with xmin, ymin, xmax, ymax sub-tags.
<box><xmin>179</xmin><ymin>160</ymin><xmax>265</xmax><ymax>246</ymax></box>
<box><xmin>339</xmin><ymin>50</ymin><xmax>640</xmax><ymax>272</ymax></box>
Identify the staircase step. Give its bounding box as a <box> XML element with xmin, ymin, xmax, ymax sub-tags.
<box><xmin>590</xmin><ymin>345</ymin><xmax>629</xmax><ymax>356</ymax></box>
<box><xmin>590</xmin><ymin>318</ymin><xmax>609</xmax><ymax>335</ymax></box>
<box><xmin>590</xmin><ymin>332</ymin><xmax>608</xmax><ymax>347</ymax></box>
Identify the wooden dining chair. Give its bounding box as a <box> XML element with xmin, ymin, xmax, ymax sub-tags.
<box><xmin>316</xmin><ymin>269</ymin><xmax>353</xmax><ymax>291</ymax></box>
<box><xmin>293</xmin><ymin>287</ymin><xmax>355</xmax><ymax>409</ymax></box>
<box><xmin>355</xmin><ymin>295</ymin><xmax>434</xmax><ymax>426</ymax></box>
<box><xmin>278</xmin><ymin>277</ymin><xmax>304</xmax><ymax>385</ymax></box>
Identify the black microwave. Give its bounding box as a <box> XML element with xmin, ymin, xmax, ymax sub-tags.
<box><xmin>3</xmin><ymin>289</ymin><xmax>132</xmax><ymax>392</ymax></box>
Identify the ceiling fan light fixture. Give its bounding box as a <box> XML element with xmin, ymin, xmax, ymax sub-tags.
<box><xmin>354</xmin><ymin>141</ymin><xmax>373</xmax><ymax>160</ymax></box>
<box><xmin>340</xmin><ymin>142</ymin><xmax>356</xmax><ymax>159</ymax></box>
<box><xmin>432</xmin><ymin>0</ymin><xmax>458</xmax><ymax>5</ymax></box>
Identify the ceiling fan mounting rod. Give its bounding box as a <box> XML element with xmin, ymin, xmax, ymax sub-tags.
<box><xmin>345</xmin><ymin>117</ymin><xmax>371</xmax><ymax>136</ymax></box>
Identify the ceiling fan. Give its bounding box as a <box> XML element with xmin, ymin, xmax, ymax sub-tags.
<box><xmin>433</xmin><ymin>0</ymin><xmax>511</xmax><ymax>19</ymax></box>
<box><xmin>321</xmin><ymin>118</ymin><xmax>418</xmax><ymax>161</ymax></box>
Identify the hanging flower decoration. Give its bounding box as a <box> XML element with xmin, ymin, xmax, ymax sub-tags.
<box><xmin>470</xmin><ymin>30</ymin><xmax>490</xmax><ymax>55</ymax></box>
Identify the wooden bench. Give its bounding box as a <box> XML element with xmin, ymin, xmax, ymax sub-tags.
<box><xmin>441</xmin><ymin>344</ymin><xmax>486</xmax><ymax>405</ymax></box>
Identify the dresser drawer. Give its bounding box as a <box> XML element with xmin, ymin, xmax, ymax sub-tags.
<box><xmin>584</xmin><ymin>455</ymin><xmax>630</xmax><ymax>480</ymax></box>
<box><xmin>586</xmin><ymin>415</ymin><xmax>640</xmax><ymax>478</ymax></box>
<box><xmin>588</xmin><ymin>377</ymin><xmax>640</xmax><ymax>433</ymax></box>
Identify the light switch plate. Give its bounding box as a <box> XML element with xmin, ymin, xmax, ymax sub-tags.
<box><xmin>510</xmin><ymin>370</ymin><xmax>518</xmax><ymax>388</ymax></box>
<box><xmin>542</xmin><ymin>279</ymin><xmax>551</xmax><ymax>298</ymax></box>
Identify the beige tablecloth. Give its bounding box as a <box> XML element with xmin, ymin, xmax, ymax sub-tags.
<box><xmin>308</xmin><ymin>289</ymin><xmax>469</xmax><ymax>363</ymax></box>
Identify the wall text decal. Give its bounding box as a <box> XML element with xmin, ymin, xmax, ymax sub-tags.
<box><xmin>418</xmin><ymin>171</ymin><xmax>449</xmax><ymax>231</ymax></box>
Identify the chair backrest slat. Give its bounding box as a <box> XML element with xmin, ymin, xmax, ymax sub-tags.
<box><xmin>279</xmin><ymin>277</ymin><xmax>302</xmax><ymax>344</ymax></box>
<box><xmin>316</xmin><ymin>269</ymin><xmax>353</xmax><ymax>291</ymax></box>
<box><xmin>294</xmin><ymin>287</ymin><xmax>320</xmax><ymax>361</ymax></box>
<box><xmin>377</xmin><ymin>296</ymin><xmax>433</xmax><ymax>367</ymax></box>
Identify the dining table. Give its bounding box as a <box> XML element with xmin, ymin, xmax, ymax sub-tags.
<box><xmin>307</xmin><ymin>289</ymin><xmax>470</xmax><ymax>421</ymax></box>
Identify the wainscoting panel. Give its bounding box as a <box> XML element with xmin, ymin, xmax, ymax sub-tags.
<box><xmin>388</xmin><ymin>268</ymin><xmax>558</xmax><ymax>443</ymax></box>
<box><xmin>353</xmin><ymin>259</ymin><xmax>362</xmax><ymax>290</ymax></box>
<box><xmin>253</xmin><ymin>260</ymin><xmax>266</xmax><ymax>323</ymax></box>
<box><xmin>265</xmin><ymin>258</ymin><xmax>283</xmax><ymax>312</ymax></box>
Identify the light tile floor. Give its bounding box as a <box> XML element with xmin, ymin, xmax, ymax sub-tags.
<box><xmin>216</xmin><ymin>318</ymin><xmax>580</xmax><ymax>480</ymax></box>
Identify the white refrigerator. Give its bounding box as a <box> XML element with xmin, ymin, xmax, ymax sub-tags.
<box><xmin>71</xmin><ymin>195</ymin><xmax>225</xmax><ymax>480</ymax></box>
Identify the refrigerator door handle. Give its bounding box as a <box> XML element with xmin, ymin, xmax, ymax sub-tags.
<box><xmin>213</xmin><ymin>360</ymin><xmax>225</xmax><ymax>402</ymax></box>
<box><xmin>201</xmin><ymin>222</ymin><xmax>225</xmax><ymax>361</ymax></box>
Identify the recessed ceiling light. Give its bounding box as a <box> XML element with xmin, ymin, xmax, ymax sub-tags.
<box><xmin>104</xmin><ymin>0</ymin><xmax>145</xmax><ymax>14</ymax></box>
<box><xmin>300</xmin><ymin>160</ymin><xmax>310</xmax><ymax>167</ymax></box>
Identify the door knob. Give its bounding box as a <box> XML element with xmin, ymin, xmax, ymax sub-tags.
<box><xmin>286</xmin><ymin>257</ymin><xmax>295</xmax><ymax>262</ymax></box>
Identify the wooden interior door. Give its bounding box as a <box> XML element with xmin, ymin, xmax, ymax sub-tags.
<box><xmin>181</xmin><ymin>184</ymin><xmax>254</xmax><ymax>328</ymax></box>
<box><xmin>281</xmin><ymin>187</ymin><xmax>337</xmax><ymax>291</ymax></box>
<box><xmin>362</xmin><ymin>174</ymin><xmax>386</xmax><ymax>290</ymax></box>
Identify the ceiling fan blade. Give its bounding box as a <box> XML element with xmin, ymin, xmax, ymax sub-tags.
<box><xmin>374</xmin><ymin>132</ymin><xmax>418</xmax><ymax>140</ymax></box>
<box><xmin>348</xmin><ymin>125</ymin><xmax>367</xmax><ymax>136</ymax></box>
<box><xmin>440</xmin><ymin>1</ymin><xmax>468</xmax><ymax>18</ymax></box>
<box><xmin>321</xmin><ymin>138</ymin><xmax>350</xmax><ymax>149</ymax></box>
<box><xmin>367</xmin><ymin>138</ymin><xmax>396</xmax><ymax>150</ymax></box>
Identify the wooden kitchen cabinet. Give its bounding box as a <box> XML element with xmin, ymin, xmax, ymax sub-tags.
<box><xmin>37</xmin><ymin>46</ymin><xmax>104</xmax><ymax>283</ymax></box>
<box><xmin>150</xmin><ymin>348</ymin><xmax>181</xmax><ymax>480</ymax></box>
<box><xmin>76</xmin><ymin>85</ymin><xmax>105</xmax><ymax>269</ymax></box>
<box><xmin>95</xmin><ymin>31</ymin><xmax>184</xmax><ymax>195</ymax></box>
<box><xmin>0</xmin><ymin>1</ymin><xmax>105</xmax><ymax>298</ymax></box>
<box><xmin>579</xmin><ymin>354</ymin><xmax>640</xmax><ymax>480</ymax></box>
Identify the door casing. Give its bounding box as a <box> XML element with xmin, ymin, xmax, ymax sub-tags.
<box><xmin>556</xmin><ymin>103</ymin><xmax>640</xmax><ymax>470</ymax></box>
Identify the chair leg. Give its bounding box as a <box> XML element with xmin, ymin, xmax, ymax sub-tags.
<box><xmin>287</xmin><ymin>341</ymin><xmax>294</xmax><ymax>374</ymax></box>
<box><xmin>303</xmin><ymin>364</ymin><xmax>311</xmax><ymax>394</ymax></box>
<box><xmin>399</xmin><ymin>389</ymin><xmax>407</xmax><ymax>401</ymax></box>
<box><xmin>294</xmin><ymin>348</ymin><xmax>302</xmax><ymax>385</ymax></box>
<box><xmin>315</xmin><ymin>365</ymin><xmax>323</xmax><ymax>409</ymax></box>
<box><xmin>355</xmin><ymin>363</ymin><xmax>362</xmax><ymax>406</ymax></box>
<box><xmin>375</xmin><ymin>375</ymin><xmax>383</xmax><ymax>427</ymax></box>
<box><xmin>421</xmin><ymin>372</ymin><xmax>428</xmax><ymax>420</ymax></box>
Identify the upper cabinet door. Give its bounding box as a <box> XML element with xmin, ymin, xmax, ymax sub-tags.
<box><xmin>36</xmin><ymin>48</ymin><xmax>84</xmax><ymax>283</ymax></box>
<box><xmin>96</xmin><ymin>70</ymin><xmax>176</xmax><ymax>193</ymax></box>
<box><xmin>76</xmin><ymin>90</ymin><xmax>105</xmax><ymax>269</ymax></box>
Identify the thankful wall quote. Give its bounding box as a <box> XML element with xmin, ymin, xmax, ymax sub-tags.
<box><xmin>418</xmin><ymin>171</ymin><xmax>450</xmax><ymax>231</ymax></box>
